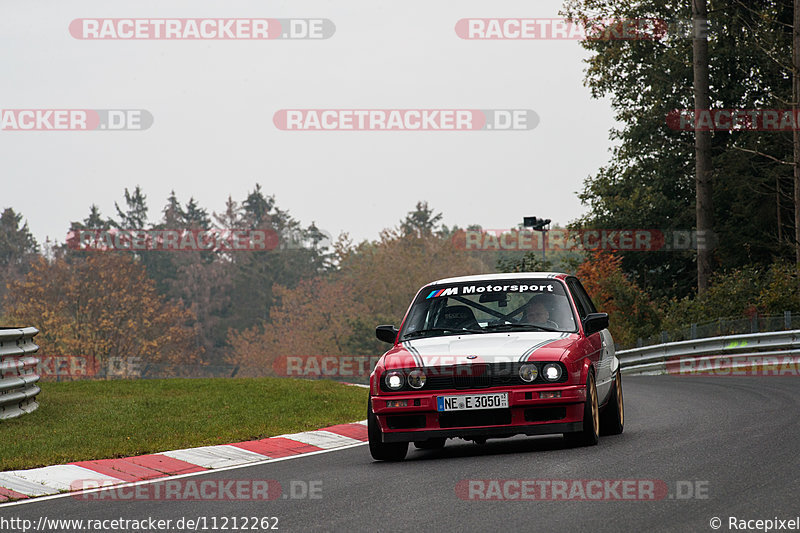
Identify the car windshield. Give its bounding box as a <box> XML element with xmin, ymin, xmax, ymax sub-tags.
<box><xmin>400</xmin><ymin>279</ymin><xmax>578</xmax><ymax>340</ymax></box>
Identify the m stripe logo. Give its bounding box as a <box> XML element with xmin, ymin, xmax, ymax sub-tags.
<box><xmin>426</xmin><ymin>287</ymin><xmax>458</xmax><ymax>299</ymax></box>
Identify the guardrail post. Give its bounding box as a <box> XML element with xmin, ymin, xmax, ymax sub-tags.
<box><xmin>690</xmin><ymin>323</ymin><xmax>697</xmax><ymax>339</ymax></box>
<box><xmin>751</xmin><ymin>314</ymin><xmax>758</xmax><ymax>333</ymax></box>
<box><xmin>661</xmin><ymin>331</ymin><xmax>668</xmax><ymax>343</ymax></box>
<box><xmin>786</xmin><ymin>311</ymin><xmax>792</xmax><ymax>330</ymax></box>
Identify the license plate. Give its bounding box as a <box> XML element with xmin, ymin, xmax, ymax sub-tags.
<box><xmin>436</xmin><ymin>393</ymin><xmax>508</xmax><ymax>412</ymax></box>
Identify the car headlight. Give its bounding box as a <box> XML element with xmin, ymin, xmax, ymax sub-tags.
<box><xmin>519</xmin><ymin>364</ymin><xmax>538</xmax><ymax>383</ymax></box>
<box><xmin>543</xmin><ymin>363</ymin><xmax>562</xmax><ymax>381</ymax></box>
<box><xmin>384</xmin><ymin>370</ymin><xmax>405</xmax><ymax>390</ymax></box>
<box><xmin>407</xmin><ymin>369</ymin><xmax>426</xmax><ymax>389</ymax></box>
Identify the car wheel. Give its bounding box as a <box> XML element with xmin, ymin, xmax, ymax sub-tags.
<box><xmin>414</xmin><ymin>438</ymin><xmax>446</xmax><ymax>450</ymax></box>
<box><xmin>368</xmin><ymin>399</ymin><xmax>408</xmax><ymax>461</ymax></box>
<box><xmin>565</xmin><ymin>372</ymin><xmax>600</xmax><ymax>447</ymax></box>
<box><xmin>599</xmin><ymin>370</ymin><xmax>624</xmax><ymax>436</ymax></box>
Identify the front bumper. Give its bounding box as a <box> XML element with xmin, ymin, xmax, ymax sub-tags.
<box><xmin>372</xmin><ymin>385</ymin><xmax>585</xmax><ymax>443</ymax></box>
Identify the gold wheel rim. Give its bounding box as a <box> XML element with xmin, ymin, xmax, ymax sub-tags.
<box><xmin>591</xmin><ymin>378</ymin><xmax>599</xmax><ymax>436</ymax></box>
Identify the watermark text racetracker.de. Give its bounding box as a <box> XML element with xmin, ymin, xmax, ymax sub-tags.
<box><xmin>668</xmin><ymin>355</ymin><xmax>800</xmax><ymax>377</ymax></box>
<box><xmin>70</xmin><ymin>478</ymin><xmax>322</xmax><ymax>501</ymax></box>
<box><xmin>456</xmin><ymin>479</ymin><xmax>709</xmax><ymax>501</ymax></box>
<box><xmin>455</xmin><ymin>18</ymin><xmax>705</xmax><ymax>40</ymax></box>
<box><xmin>0</xmin><ymin>109</ymin><xmax>152</xmax><ymax>131</ymax></box>
<box><xmin>452</xmin><ymin>228</ymin><xmax>717</xmax><ymax>252</ymax></box>
<box><xmin>273</xmin><ymin>109</ymin><xmax>538</xmax><ymax>131</ymax></box>
<box><xmin>667</xmin><ymin>109</ymin><xmax>800</xmax><ymax>131</ymax></box>
<box><xmin>69</xmin><ymin>18</ymin><xmax>335</xmax><ymax>40</ymax></box>
<box><xmin>30</xmin><ymin>355</ymin><xmax>143</xmax><ymax>380</ymax></box>
<box><xmin>274</xmin><ymin>355</ymin><xmax>381</xmax><ymax>379</ymax></box>
<box><xmin>67</xmin><ymin>229</ymin><xmax>279</xmax><ymax>252</ymax></box>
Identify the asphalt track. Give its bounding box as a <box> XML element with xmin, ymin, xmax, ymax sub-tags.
<box><xmin>2</xmin><ymin>376</ymin><xmax>799</xmax><ymax>533</ymax></box>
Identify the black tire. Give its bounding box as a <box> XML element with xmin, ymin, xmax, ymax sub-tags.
<box><xmin>414</xmin><ymin>438</ymin><xmax>446</xmax><ymax>450</ymax></box>
<box><xmin>565</xmin><ymin>372</ymin><xmax>600</xmax><ymax>447</ymax></box>
<box><xmin>368</xmin><ymin>399</ymin><xmax>408</xmax><ymax>461</ymax></box>
<box><xmin>599</xmin><ymin>370</ymin><xmax>624</xmax><ymax>436</ymax></box>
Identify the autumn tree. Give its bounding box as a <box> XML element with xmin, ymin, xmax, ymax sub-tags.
<box><xmin>576</xmin><ymin>251</ymin><xmax>663</xmax><ymax>347</ymax></box>
<box><xmin>226</xmin><ymin>184</ymin><xmax>331</xmax><ymax>335</ymax></box>
<box><xmin>63</xmin><ymin>185</ymin><xmax>330</xmax><ymax>365</ymax></box>
<box><xmin>229</xmin><ymin>278</ymin><xmax>371</xmax><ymax>375</ymax></box>
<box><xmin>227</xmin><ymin>204</ymin><xmax>494</xmax><ymax>371</ymax></box>
<box><xmin>4</xmin><ymin>254</ymin><xmax>201</xmax><ymax>373</ymax></box>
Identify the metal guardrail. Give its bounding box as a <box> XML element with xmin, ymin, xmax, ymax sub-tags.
<box><xmin>0</xmin><ymin>327</ymin><xmax>40</xmax><ymax>420</ymax></box>
<box><xmin>627</xmin><ymin>312</ymin><xmax>800</xmax><ymax>350</ymax></box>
<box><xmin>617</xmin><ymin>329</ymin><xmax>800</xmax><ymax>375</ymax></box>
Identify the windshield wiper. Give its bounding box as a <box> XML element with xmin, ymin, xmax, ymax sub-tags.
<box><xmin>402</xmin><ymin>327</ymin><xmax>483</xmax><ymax>339</ymax></box>
<box><xmin>483</xmin><ymin>323</ymin><xmax>561</xmax><ymax>333</ymax></box>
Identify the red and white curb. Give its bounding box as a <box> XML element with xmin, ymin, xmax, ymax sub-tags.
<box><xmin>0</xmin><ymin>420</ymin><xmax>367</xmax><ymax>503</ymax></box>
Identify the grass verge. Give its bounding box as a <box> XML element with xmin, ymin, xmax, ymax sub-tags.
<box><xmin>0</xmin><ymin>378</ymin><xmax>368</xmax><ymax>471</ymax></box>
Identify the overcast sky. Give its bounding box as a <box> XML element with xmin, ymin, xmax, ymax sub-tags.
<box><xmin>1</xmin><ymin>0</ymin><xmax>618</xmax><ymax>246</ymax></box>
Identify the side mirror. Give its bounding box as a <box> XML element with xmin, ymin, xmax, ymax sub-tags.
<box><xmin>583</xmin><ymin>313</ymin><xmax>609</xmax><ymax>336</ymax></box>
<box><xmin>376</xmin><ymin>325</ymin><xmax>399</xmax><ymax>344</ymax></box>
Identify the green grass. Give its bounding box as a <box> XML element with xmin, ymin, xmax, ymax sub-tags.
<box><xmin>0</xmin><ymin>378</ymin><xmax>368</xmax><ymax>471</ymax></box>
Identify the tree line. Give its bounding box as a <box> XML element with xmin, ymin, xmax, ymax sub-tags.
<box><xmin>563</xmin><ymin>0</ymin><xmax>799</xmax><ymax>298</ymax></box>
<box><xmin>2</xmin><ymin>187</ymin><xmax>799</xmax><ymax>375</ymax></box>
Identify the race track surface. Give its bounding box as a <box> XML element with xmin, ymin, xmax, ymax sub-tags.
<box><xmin>2</xmin><ymin>376</ymin><xmax>798</xmax><ymax>533</ymax></box>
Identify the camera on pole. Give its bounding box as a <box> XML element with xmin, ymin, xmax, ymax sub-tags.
<box><xmin>523</xmin><ymin>216</ymin><xmax>551</xmax><ymax>262</ymax></box>
<box><xmin>523</xmin><ymin>216</ymin><xmax>551</xmax><ymax>231</ymax></box>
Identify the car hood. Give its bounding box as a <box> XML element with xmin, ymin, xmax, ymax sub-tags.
<box><xmin>383</xmin><ymin>331</ymin><xmax>577</xmax><ymax>369</ymax></box>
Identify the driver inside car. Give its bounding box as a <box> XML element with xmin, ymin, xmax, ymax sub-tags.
<box><xmin>522</xmin><ymin>296</ymin><xmax>560</xmax><ymax>329</ymax></box>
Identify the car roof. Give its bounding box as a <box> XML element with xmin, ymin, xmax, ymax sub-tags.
<box><xmin>424</xmin><ymin>272</ymin><xmax>570</xmax><ymax>288</ymax></box>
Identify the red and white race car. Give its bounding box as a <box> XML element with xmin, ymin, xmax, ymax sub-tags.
<box><xmin>368</xmin><ymin>272</ymin><xmax>624</xmax><ymax>461</ymax></box>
